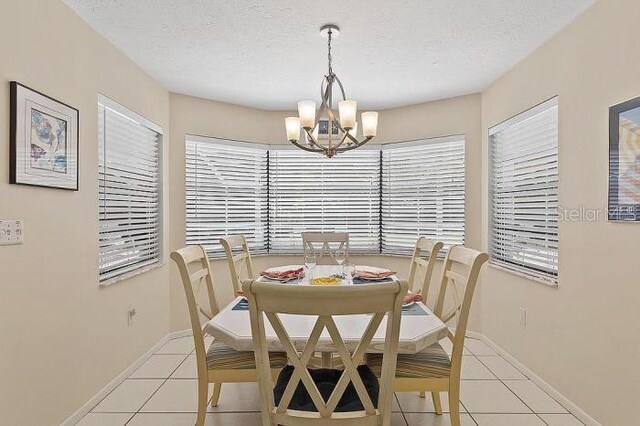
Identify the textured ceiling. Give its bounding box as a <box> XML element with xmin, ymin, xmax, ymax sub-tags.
<box><xmin>63</xmin><ymin>0</ymin><xmax>593</xmax><ymax>110</ymax></box>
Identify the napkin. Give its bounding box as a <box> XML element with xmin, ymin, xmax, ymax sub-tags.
<box><xmin>260</xmin><ymin>267</ymin><xmax>304</xmax><ymax>280</ymax></box>
<box><xmin>403</xmin><ymin>293</ymin><xmax>423</xmax><ymax>304</ymax></box>
<box><xmin>354</xmin><ymin>269</ymin><xmax>396</xmax><ymax>279</ymax></box>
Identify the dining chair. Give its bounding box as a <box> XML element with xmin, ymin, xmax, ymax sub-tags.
<box><xmin>171</xmin><ymin>245</ymin><xmax>287</xmax><ymax>426</ymax></box>
<box><xmin>301</xmin><ymin>231</ymin><xmax>349</xmax><ymax>265</ymax></box>
<box><xmin>366</xmin><ymin>245</ymin><xmax>488</xmax><ymax>426</ymax></box>
<box><xmin>220</xmin><ymin>234</ymin><xmax>255</xmax><ymax>296</ymax></box>
<box><xmin>407</xmin><ymin>237</ymin><xmax>444</xmax><ymax>300</ymax></box>
<box><xmin>244</xmin><ymin>278</ymin><xmax>408</xmax><ymax>426</ymax></box>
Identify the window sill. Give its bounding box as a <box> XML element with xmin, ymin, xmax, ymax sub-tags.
<box><xmin>99</xmin><ymin>261</ymin><xmax>165</xmax><ymax>287</ymax></box>
<box><xmin>488</xmin><ymin>261</ymin><xmax>558</xmax><ymax>287</ymax></box>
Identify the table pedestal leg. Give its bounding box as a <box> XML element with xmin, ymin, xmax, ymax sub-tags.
<box><xmin>321</xmin><ymin>352</ymin><xmax>332</xmax><ymax>368</ymax></box>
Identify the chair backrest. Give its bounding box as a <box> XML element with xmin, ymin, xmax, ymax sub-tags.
<box><xmin>301</xmin><ymin>232</ymin><xmax>349</xmax><ymax>265</ymax></box>
<box><xmin>432</xmin><ymin>245</ymin><xmax>488</xmax><ymax>383</ymax></box>
<box><xmin>170</xmin><ymin>245</ymin><xmax>219</xmax><ymax>380</ymax></box>
<box><xmin>406</xmin><ymin>237</ymin><xmax>444</xmax><ymax>300</ymax></box>
<box><xmin>220</xmin><ymin>234</ymin><xmax>255</xmax><ymax>295</ymax></box>
<box><xmin>244</xmin><ymin>279</ymin><xmax>408</xmax><ymax>425</ymax></box>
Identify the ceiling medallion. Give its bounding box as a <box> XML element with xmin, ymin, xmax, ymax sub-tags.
<box><xmin>285</xmin><ymin>24</ymin><xmax>378</xmax><ymax>158</ymax></box>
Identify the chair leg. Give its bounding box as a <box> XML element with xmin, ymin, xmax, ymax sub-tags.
<box><xmin>210</xmin><ymin>383</ymin><xmax>222</xmax><ymax>407</ymax></box>
<box><xmin>419</xmin><ymin>391</ymin><xmax>425</xmax><ymax>398</ymax></box>
<box><xmin>432</xmin><ymin>391</ymin><xmax>443</xmax><ymax>415</ymax></box>
<box><xmin>196</xmin><ymin>378</ymin><xmax>208</xmax><ymax>426</ymax></box>
<box><xmin>448</xmin><ymin>386</ymin><xmax>460</xmax><ymax>426</ymax></box>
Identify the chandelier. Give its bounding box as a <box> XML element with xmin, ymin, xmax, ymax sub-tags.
<box><xmin>285</xmin><ymin>25</ymin><xmax>379</xmax><ymax>158</ymax></box>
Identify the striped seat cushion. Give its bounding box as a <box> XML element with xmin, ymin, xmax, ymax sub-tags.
<box><xmin>365</xmin><ymin>343</ymin><xmax>451</xmax><ymax>378</ymax></box>
<box><xmin>206</xmin><ymin>341</ymin><xmax>288</xmax><ymax>370</ymax></box>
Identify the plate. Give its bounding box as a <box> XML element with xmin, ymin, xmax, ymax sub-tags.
<box><xmin>357</xmin><ymin>275</ymin><xmax>391</xmax><ymax>281</ymax></box>
<box><xmin>402</xmin><ymin>300</ymin><xmax>416</xmax><ymax>309</ymax></box>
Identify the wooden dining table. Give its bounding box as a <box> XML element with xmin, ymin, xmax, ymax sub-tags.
<box><xmin>204</xmin><ymin>265</ymin><xmax>448</xmax><ymax>362</ymax></box>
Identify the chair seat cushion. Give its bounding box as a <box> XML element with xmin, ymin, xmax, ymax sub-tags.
<box><xmin>273</xmin><ymin>365</ymin><xmax>379</xmax><ymax>412</ymax></box>
<box><xmin>206</xmin><ymin>341</ymin><xmax>288</xmax><ymax>370</ymax></box>
<box><xmin>366</xmin><ymin>343</ymin><xmax>451</xmax><ymax>378</ymax></box>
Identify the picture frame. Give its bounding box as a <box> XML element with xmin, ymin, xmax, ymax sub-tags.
<box><xmin>317</xmin><ymin>119</ymin><xmax>340</xmax><ymax>140</ymax></box>
<box><xmin>609</xmin><ymin>96</ymin><xmax>640</xmax><ymax>221</ymax></box>
<box><xmin>10</xmin><ymin>81</ymin><xmax>79</xmax><ymax>190</ymax></box>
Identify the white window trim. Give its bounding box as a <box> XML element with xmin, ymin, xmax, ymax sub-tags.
<box><xmin>98</xmin><ymin>94</ymin><xmax>164</xmax><ymax>286</ymax></box>
<box><xmin>488</xmin><ymin>96</ymin><xmax>559</xmax><ymax>287</ymax></box>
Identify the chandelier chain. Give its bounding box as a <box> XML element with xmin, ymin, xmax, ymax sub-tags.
<box><xmin>327</xmin><ymin>29</ymin><xmax>333</xmax><ymax>75</ymax></box>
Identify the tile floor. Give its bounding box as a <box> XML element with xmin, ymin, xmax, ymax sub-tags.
<box><xmin>75</xmin><ymin>336</ymin><xmax>584</xmax><ymax>426</ymax></box>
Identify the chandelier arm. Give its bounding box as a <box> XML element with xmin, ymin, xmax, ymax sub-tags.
<box><xmin>303</xmin><ymin>128</ymin><xmax>328</xmax><ymax>152</ymax></box>
<box><xmin>290</xmin><ymin>138</ymin><xmax>326</xmax><ymax>154</ymax></box>
<box><xmin>332</xmin><ymin>131</ymin><xmax>350</xmax><ymax>150</ymax></box>
<box><xmin>335</xmin><ymin>136</ymin><xmax>373</xmax><ymax>153</ymax></box>
<box><xmin>332</xmin><ymin>75</ymin><xmax>347</xmax><ymax>101</ymax></box>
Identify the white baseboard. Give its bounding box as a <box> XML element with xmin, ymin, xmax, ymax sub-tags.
<box><xmin>60</xmin><ymin>331</ymin><xmax>190</xmax><ymax>426</ymax></box>
<box><xmin>477</xmin><ymin>333</ymin><xmax>601</xmax><ymax>426</ymax></box>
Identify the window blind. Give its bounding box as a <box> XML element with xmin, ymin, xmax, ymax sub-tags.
<box><xmin>98</xmin><ymin>98</ymin><xmax>162</xmax><ymax>283</ymax></box>
<box><xmin>381</xmin><ymin>136</ymin><xmax>466</xmax><ymax>255</ymax></box>
<box><xmin>489</xmin><ymin>97</ymin><xmax>559</xmax><ymax>283</ymax></box>
<box><xmin>268</xmin><ymin>147</ymin><xmax>381</xmax><ymax>253</ymax></box>
<box><xmin>185</xmin><ymin>136</ymin><xmax>268</xmax><ymax>256</ymax></box>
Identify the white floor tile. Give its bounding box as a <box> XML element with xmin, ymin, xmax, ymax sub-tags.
<box><xmin>155</xmin><ymin>336</ymin><xmax>194</xmax><ymax>355</ymax></box>
<box><xmin>129</xmin><ymin>355</ymin><xmax>187</xmax><ymax>379</ymax></box>
<box><xmin>392</xmin><ymin>393</ymin><xmax>402</xmax><ymax>412</ymax></box>
<box><xmin>439</xmin><ymin>338</ymin><xmax>470</xmax><ymax>356</ymax></box>
<box><xmin>503</xmin><ymin>380</ymin><xmax>567</xmax><ymax>413</ymax></box>
<box><xmin>538</xmin><ymin>413</ymin><xmax>585</xmax><ymax>425</ymax></box>
<box><xmin>128</xmin><ymin>412</ymin><xmax>262</xmax><ymax>426</ymax></box>
<box><xmin>92</xmin><ymin>380</ymin><xmax>163</xmax><ymax>413</ymax></box>
<box><xmin>75</xmin><ymin>412</ymin><xmax>134</xmax><ymax>426</ymax></box>
<box><xmin>170</xmin><ymin>355</ymin><xmax>197</xmax><ymax>379</ymax></box>
<box><xmin>460</xmin><ymin>380</ymin><xmax>531</xmax><ymax>414</ymax></box>
<box><xmin>396</xmin><ymin>392</ymin><xmax>466</xmax><ymax>413</ymax></box>
<box><xmin>477</xmin><ymin>356</ymin><xmax>526</xmax><ymax>380</ymax></box>
<box><xmin>392</xmin><ymin>412</ymin><xmax>408</xmax><ymax>425</ymax></box>
<box><xmin>209</xmin><ymin>382</ymin><xmax>262</xmax><ymax>412</ymax></box>
<box><xmin>471</xmin><ymin>413</ymin><xmax>545</xmax><ymax>425</ymax></box>
<box><xmin>140</xmin><ymin>380</ymin><xmax>262</xmax><ymax>413</ymax></box>
<box><xmin>461</xmin><ymin>356</ymin><xmax>496</xmax><ymax>380</ymax></box>
<box><xmin>463</xmin><ymin>339</ymin><xmax>497</xmax><ymax>356</ymax></box>
<box><xmin>404</xmin><ymin>412</ymin><xmax>476</xmax><ymax>426</ymax></box>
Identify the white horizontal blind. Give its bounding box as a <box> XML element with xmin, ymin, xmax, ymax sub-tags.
<box><xmin>381</xmin><ymin>136</ymin><xmax>465</xmax><ymax>255</ymax></box>
<box><xmin>489</xmin><ymin>97</ymin><xmax>559</xmax><ymax>282</ymax></box>
<box><xmin>98</xmin><ymin>102</ymin><xmax>162</xmax><ymax>283</ymax></box>
<box><xmin>268</xmin><ymin>147</ymin><xmax>381</xmax><ymax>253</ymax></box>
<box><xmin>185</xmin><ymin>136</ymin><xmax>268</xmax><ymax>256</ymax></box>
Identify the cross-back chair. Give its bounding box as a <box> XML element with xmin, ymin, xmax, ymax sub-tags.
<box><xmin>407</xmin><ymin>237</ymin><xmax>444</xmax><ymax>300</ymax></box>
<box><xmin>171</xmin><ymin>245</ymin><xmax>287</xmax><ymax>426</ymax></box>
<box><xmin>367</xmin><ymin>245</ymin><xmax>488</xmax><ymax>426</ymax></box>
<box><xmin>301</xmin><ymin>232</ymin><xmax>349</xmax><ymax>265</ymax></box>
<box><xmin>220</xmin><ymin>234</ymin><xmax>255</xmax><ymax>295</ymax></box>
<box><xmin>244</xmin><ymin>279</ymin><xmax>408</xmax><ymax>426</ymax></box>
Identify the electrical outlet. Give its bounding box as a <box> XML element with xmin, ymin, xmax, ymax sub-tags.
<box><xmin>127</xmin><ymin>307</ymin><xmax>137</xmax><ymax>326</ymax></box>
<box><xmin>0</xmin><ymin>220</ymin><xmax>23</xmax><ymax>245</ymax></box>
<box><xmin>520</xmin><ymin>307</ymin><xmax>527</xmax><ymax>326</ymax></box>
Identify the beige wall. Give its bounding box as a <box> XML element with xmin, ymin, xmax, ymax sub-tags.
<box><xmin>479</xmin><ymin>0</ymin><xmax>640</xmax><ymax>424</ymax></box>
<box><xmin>0</xmin><ymin>1</ymin><xmax>171</xmax><ymax>424</ymax></box>
<box><xmin>168</xmin><ymin>93</ymin><xmax>483</xmax><ymax>331</ymax></box>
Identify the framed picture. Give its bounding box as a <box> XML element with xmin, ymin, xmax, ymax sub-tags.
<box><xmin>10</xmin><ymin>81</ymin><xmax>79</xmax><ymax>190</ymax></box>
<box><xmin>609</xmin><ymin>96</ymin><xmax>640</xmax><ymax>221</ymax></box>
<box><xmin>317</xmin><ymin>119</ymin><xmax>340</xmax><ymax>139</ymax></box>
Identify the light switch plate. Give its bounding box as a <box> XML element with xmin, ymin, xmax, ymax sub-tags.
<box><xmin>0</xmin><ymin>220</ymin><xmax>24</xmax><ymax>245</ymax></box>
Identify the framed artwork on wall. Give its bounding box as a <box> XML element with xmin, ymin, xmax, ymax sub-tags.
<box><xmin>609</xmin><ymin>96</ymin><xmax>640</xmax><ymax>221</ymax></box>
<box><xmin>10</xmin><ymin>81</ymin><xmax>79</xmax><ymax>190</ymax></box>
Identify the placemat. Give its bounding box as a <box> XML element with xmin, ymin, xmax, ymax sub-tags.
<box><xmin>352</xmin><ymin>277</ymin><xmax>394</xmax><ymax>285</ymax></box>
<box><xmin>401</xmin><ymin>304</ymin><xmax>429</xmax><ymax>316</ymax></box>
<box><xmin>231</xmin><ymin>298</ymin><xmax>249</xmax><ymax>311</ymax></box>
